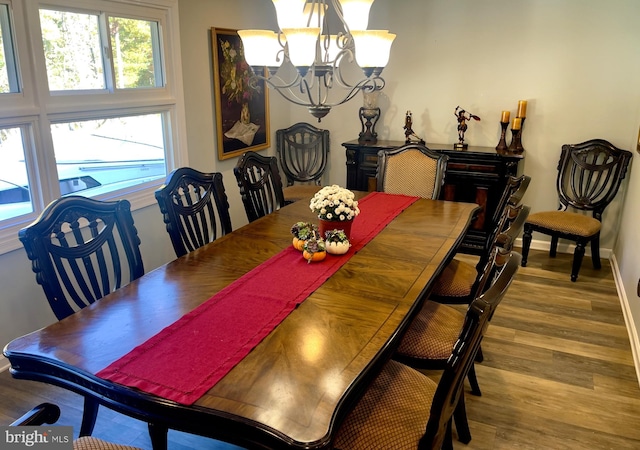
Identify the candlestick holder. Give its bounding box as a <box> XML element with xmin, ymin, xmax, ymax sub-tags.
<box><xmin>495</xmin><ymin>121</ymin><xmax>509</xmax><ymax>152</ymax></box>
<box><xmin>358</xmin><ymin>106</ymin><xmax>380</xmax><ymax>144</ymax></box>
<box><xmin>508</xmin><ymin>118</ymin><xmax>525</xmax><ymax>153</ymax></box>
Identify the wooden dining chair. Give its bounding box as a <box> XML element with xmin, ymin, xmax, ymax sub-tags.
<box><xmin>333</xmin><ymin>252</ymin><xmax>521</xmax><ymax>450</ymax></box>
<box><xmin>276</xmin><ymin>122</ymin><xmax>330</xmax><ymax>186</ymax></box>
<box><xmin>376</xmin><ymin>143</ymin><xmax>449</xmax><ymax>200</ymax></box>
<box><xmin>234</xmin><ymin>150</ymin><xmax>291</xmax><ymax>222</ymax></box>
<box><xmin>521</xmin><ymin>139</ymin><xmax>631</xmax><ymax>281</ymax></box>
<box><xmin>18</xmin><ymin>195</ymin><xmax>145</xmax><ymax>438</ymax></box>
<box><xmin>427</xmin><ymin>174</ymin><xmax>529</xmax><ymax>306</ymax></box>
<box><xmin>10</xmin><ymin>402</ymin><xmax>142</xmax><ymax>450</ymax></box>
<box><xmin>486</xmin><ymin>175</ymin><xmax>530</xmax><ymax>252</ymax></box>
<box><xmin>430</xmin><ymin>203</ymin><xmax>529</xmax><ymax>306</ymax></box>
<box><xmin>155</xmin><ymin>167</ymin><xmax>232</xmax><ymax>257</ymax></box>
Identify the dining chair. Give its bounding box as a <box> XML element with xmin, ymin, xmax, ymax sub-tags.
<box><xmin>234</xmin><ymin>150</ymin><xmax>291</xmax><ymax>222</ymax></box>
<box><xmin>376</xmin><ymin>143</ymin><xmax>449</xmax><ymax>199</ymax></box>
<box><xmin>486</xmin><ymin>175</ymin><xmax>530</xmax><ymax>251</ymax></box>
<box><xmin>430</xmin><ymin>203</ymin><xmax>529</xmax><ymax>306</ymax></box>
<box><xmin>10</xmin><ymin>402</ymin><xmax>142</xmax><ymax>450</ymax></box>
<box><xmin>427</xmin><ymin>174</ymin><xmax>529</xmax><ymax>305</ymax></box>
<box><xmin>18</xmin><ymin>195</ymin><xmax>145</xmax><ymax>437</ymax></box>
<box><xmin>333</xmin><ymin>252</ymin><xmax>521</xmax><ymax>450</ymax></box>
<box><xmin>521</xmin><ymin>139</ymin><xmax>631</xmax><ymax>281</ymax></box>
<box><xmin>276</xmin><ymin>122</ymin><xmax>330</xmax><ymax>186</ymax></box>
<box><xmin>394</xmin><ymin>205</ymin><xmax>528</xmax><ymax>418</ymax></box>
<box><xmin>155</xmin><ymin>167</ymin><xmax>232</xmax><ymax>257</ymax></box>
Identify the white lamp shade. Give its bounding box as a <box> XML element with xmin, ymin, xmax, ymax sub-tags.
<box><xmin>339</xmin><ymin>0</ymin><xmax>375</xmax><ymax>31</ymax></box>
<box><xmin>272</xmin><ymin>0</ymin><xmax>307</xmax><ymax>29</ymax></box>
<box><xmin>238</xmin><ymin>30</ymin><xmax>284</xmax><ymax>67</ymax></box>
<box><xmin>351</xmin><ymin>30</ymin><xmax>395</xmax><ymax>68</ymax></box>
<box><xmin>282</xmin><ymin>27</ymin><xmax>320</xmax><ymax>67</ymax></box>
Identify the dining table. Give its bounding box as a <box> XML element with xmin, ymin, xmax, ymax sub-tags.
<box><xmin>4</xmin><ymin>189</ymin><xmax>478</xmax><ymax>450</ymax></box>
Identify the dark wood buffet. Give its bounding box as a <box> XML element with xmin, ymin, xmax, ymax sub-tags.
<box><xmin>342</xmin><ymin>139</ymin><xmax>525</xmax><ymax>255</ymax></box>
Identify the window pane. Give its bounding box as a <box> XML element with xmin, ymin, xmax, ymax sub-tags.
<box><xmin>110</xmin><ymin>16</ymin><xmax>162</xmax><ymax>88</ymax></box>
<box><xmin>40</xmin><ymin>9</ymin><xmax>105</xmax><ymax>91</ymax></box>
<box><xmin>0</xmin><ymin>3</ymin><xmax>19</xmax><ymax>93</ymax></box>
<box><xmin>0</xmin><ymin>127</ymin><xmax>33</xmax><ymax>220</ymax></box>
<box><xmin>51</xmin><ymin>115</ymin><xmax>166</xmax><ymax>196</ymax></box>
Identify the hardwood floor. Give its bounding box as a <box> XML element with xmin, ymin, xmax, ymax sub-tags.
<box><xmin>1</xmin><ymin>248</ymin><xmax>639</xmax><ymax>449</ymax></box>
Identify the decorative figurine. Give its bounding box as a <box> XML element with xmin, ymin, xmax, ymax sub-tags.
<box><xmin>403</xmin><ymin>111</ymin><xmax>425</xmax><ymax>144</ymax></box>
<box><xmin>454</xmin><ymin>106</ymin><xmax>481</xmax><ymax>149</ymax></box>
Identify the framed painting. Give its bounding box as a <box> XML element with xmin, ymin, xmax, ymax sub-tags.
<box><xmin>211</xmin><ymin>27</ymin><xmax>270</xmax><ymax>160</ymax></box>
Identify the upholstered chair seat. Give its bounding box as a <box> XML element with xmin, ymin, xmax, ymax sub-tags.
<box><xmin>431</xmin><ymin>259</ymin><xmax>477</xmax><ymax>300</ymax></box>
<box><xmin>525</xmin><ymin>210</ymin><xmax>601</xmax><ymax>237</ymax></box>
<box><xmin>396</xmin><ymin>301</ymin><xmax>464</xmax><ymax>361</ymax></box>
<box><xmin>73</xmin><ymin>436</ymin><xmax>142</xmax><ymax>450</ymax></box>
<box><xmin>333</xmin><ymin>360</ymin><xmax>438</xmax><ymax>450</ymax></box>
<box><xmin>10</xmin><ymin>403</ymin><xmax>141</xmax><ymax>450</ymax></box>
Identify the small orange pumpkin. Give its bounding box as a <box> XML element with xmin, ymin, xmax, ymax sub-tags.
<box><xmin>303</xmin><ymin>250</ymin><xmax>327</xmax><ymax>262</ymax></box>
<box><xmin>292</xmin><ymin>237</ymin><xmax>306</xmax><ymax>251</ymax></box>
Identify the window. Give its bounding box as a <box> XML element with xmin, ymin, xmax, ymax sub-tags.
<box><xmin>0</xmin><ymin>126</ymin><xmax>32</xmax><ymax>220</ymax></box>
<box><xmin>0</xmin><ymin>4</ymin><xmax>19</xmax><ymax>93</ymax></box>
<box><xmin>0</xmin><ymin>0</ymin><xmax>186</xmax><ymax>253</ymax></box>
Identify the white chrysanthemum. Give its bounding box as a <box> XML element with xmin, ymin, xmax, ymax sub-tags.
<box><xmin>310</xmin><ymin>185</ymin><xmax>361</xmax><ymax>221</ymax></box>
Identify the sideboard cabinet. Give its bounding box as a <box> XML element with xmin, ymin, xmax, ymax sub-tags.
<box><xmin>342</xmin><ymin>140</ymin><xmax>525</xmax><ymax>255</ymax></box>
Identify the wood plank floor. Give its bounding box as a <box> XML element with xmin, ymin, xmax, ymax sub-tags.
<box><xmin>1</xmin><ymin>248</ymin><xmax>639</xmax><ymax>449</ymax></box>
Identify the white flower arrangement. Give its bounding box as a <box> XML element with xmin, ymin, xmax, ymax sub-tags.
<box><xmin>309</xmin><ymin>185</ymin><xmax>360</xmax><ymax>221</ymax></box>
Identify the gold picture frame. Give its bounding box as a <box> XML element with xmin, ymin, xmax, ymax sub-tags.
<box><xmin>211</xmin><ymin>27</ymin><xmax>270</xmax><ymax>160</ymax></box>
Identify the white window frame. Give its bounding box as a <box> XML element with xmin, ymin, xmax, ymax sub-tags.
<box><xmin>0</xmin><ymin>0</ymin><xmax>187</xmax><ymax>254</ymax></box>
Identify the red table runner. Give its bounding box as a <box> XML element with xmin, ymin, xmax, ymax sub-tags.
<box><xmin>97</xmin><ymin>192</ymin><xmax>418</xmax><ymax>404</ymax></box>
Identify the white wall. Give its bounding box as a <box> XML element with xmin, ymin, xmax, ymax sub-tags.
<box><xmin>2</xmin><ymin>0</ymin><xmax>639</xmax><ymax>372</ymax></box>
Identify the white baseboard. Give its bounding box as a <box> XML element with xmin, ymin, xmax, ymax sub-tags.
<box><xmin>520</xmin><ymin>237</ymin><xmax>639</xmax><ymax>386</ymax></box>
<box><xmin>0</xmin><ymin>355</ymin><xmax>9</xmax><ymax>372</ymax></box>
<box><xmin>609</xmin><ymin>254</ymin><xmax>640</xmax><ymax>387</ymax></box>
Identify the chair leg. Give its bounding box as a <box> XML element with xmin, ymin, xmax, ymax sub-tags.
<box><xmin>571</xmin><ymin>240</ymin><xmax>586</xmax><ymax>282</ymax></box>
<box><xmin>453</xmin><ymin>392</ymin><xmax>472</xmax><ymax>444</ymax></box>
<box><xmin>521</xmin><ymin>225</ymin><xmax>532</xmax><ymax>267</ymax></box>
<box><xmin>590</xmin><ymin>233</ymin><xmax>601</xmax><ymax>269</ymax></box>
<box><xmin>148</xmin><ymin>422</ymin><xmax>169</xmax><ymax>450</ymax></box>
<box><xmin>550</xmin><ymin>235</ymin><xmax>559</xmax><ymax>257</ymax></box>
<box><xmin>475</xmin><ymin>346</ymin><xmax>484</xmax><ymax>363</ymax></box>
<box><xmin>441</xmin><ymin>419</ymin><xmax>454</xmax><ymax>450</ymax></box>
<box><xmin>79</xmin><ymin>397</ymin><xmax>99</xmax><ymax>437</ymax></box>
<box><xmin>467</xmin><ymin>362</ymin><xmax>482</xmax><ymax>396</ymax></box>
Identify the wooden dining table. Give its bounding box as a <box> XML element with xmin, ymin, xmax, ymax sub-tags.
<box><xmin>4</xmin><ymin>191</ymin><xmax>478</xmax><ymax>450</ymax></box>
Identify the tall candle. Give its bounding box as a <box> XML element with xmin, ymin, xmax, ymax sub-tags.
<box><xmin>512</xmin><ymin>117</ymin><xmax>522</xmax><ymax>130</ymax></box>
<box><xmin>517</xmin><ymin>100</ymin><xmax>527</xmax><ymax>118</ymax></box>
<box><xmin>501</xmin><ymin>111</ymin><xmax>510</xmax><ymax>123</ymax></box>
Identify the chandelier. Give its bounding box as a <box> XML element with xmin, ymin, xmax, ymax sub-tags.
<box><xmin>238</xmin><ymin>0</ymin><xmax>395</xmax><ymax>121</ymax></box>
